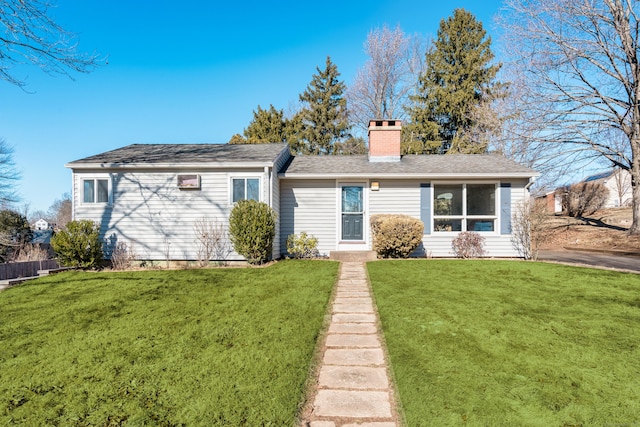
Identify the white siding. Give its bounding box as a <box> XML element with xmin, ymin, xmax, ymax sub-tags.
<box><xmin>280</xmin><ymin>179</ymin><xmax>337</xmax><ymax>257</ymax></box>
<box><xmin>73</xmin><ymin>168</ymin><xmax>270</xmax><ymax>261</ymax></box>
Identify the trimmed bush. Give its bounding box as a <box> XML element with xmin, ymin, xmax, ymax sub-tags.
<box><xmin>560</xmin><ymin>182</ymin><xmax>609</xmax><ymax>217</ymax></box>
<box><xmin>228</xmin><ymin>200</ymin><xmax>277</xmax><ymax>265</ymax></box>
<box><xmin>370</xmin><ymin>214</ymin><xmax>424</xmax><ymax>258</ymax></box>
<box><xmin>50</xmin><ymin>220</ymin><xmax>103</xmax><ymax>269</ymax></box>
<box><xmin>286</xmin><ymin>232</ymin><xmax>319</xmax><ymax>259</ymax></box>
<box><xmin>451</xmin><ymin>231</ymin><xmax>486</xmax><ymax>258</ymax></box>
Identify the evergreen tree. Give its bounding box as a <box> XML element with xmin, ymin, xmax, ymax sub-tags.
<box><xmin>297</xmin><ymin>56</ymin><xmax>351</xmax><ymax>155</ymax></box>
<box><xmin>243</xmin><ymin>105</ymin><xmax>288</xmax><ymax>143</ymax></box>
<box><xmin>0</xmin><ymin>209</ymin><xmax>33</xmax><ymax>262</ymax></box>
<box><xmin>228</xmin><ymin>133</ymin><xmax>247</xmax><ymax>144</ymax></box>
<box><xmin>229</xmin><ymin>104</ymin><xmax>303</xmax><ymax>148</ymax></box>
<box><xmin>405</xmin><ymin>9</ymin><xmax>504</xmax><ymax>154</ymax></box>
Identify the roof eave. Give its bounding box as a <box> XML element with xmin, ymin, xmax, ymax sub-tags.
<box><xmin>66</xmin><ymin>161</ymin><xmax>277</xmax><ymax>170</ymax></box>
<box><xmin>278</xmin><ymin>172</ymin><xmax>540</xmax><ymax>179</ymax></box>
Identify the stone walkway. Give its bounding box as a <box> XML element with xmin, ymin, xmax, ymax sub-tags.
<box><xmin>302</xmin><ymin>261</ymin><xmax>399</xmax><ymax>427</ymax></box>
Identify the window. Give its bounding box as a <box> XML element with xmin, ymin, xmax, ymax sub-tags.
<box><xmin>433</xmin><ymin>183</ymin><xmax>496</xmax><ymax>232</ymax></box>
<box><xmin>232</xmin><ymin>178</ymin><xmax>260</xmax><ymax>203</ymax></box>
<box><xmin>83</xmin><ymin>178</ymin><xmax>109</xmax><ymax>204</ymax></box>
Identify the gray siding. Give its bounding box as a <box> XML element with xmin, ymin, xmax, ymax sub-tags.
<box><xmin>73</xmin><ymin>168</ymin><xmax>270</xmax><ymax>261</ymax></box>
<box><xmin>280</xmin><ymin>179</ymin><xmax>337</xmax><ymax>257</ymax></box>
<box><xmin>271</xmin><ymin>149</ymin><xmax>292</xmax><ymax>258</ymax></box>
<box><xmin>423</xmin><ymin>179</ymin><xmax>529</xmax><ymax>257</ymax></box>
<box><xmin>369</xmin><ymin>180</ymin><xmax>421</xmax><ymax>217</ymax></box>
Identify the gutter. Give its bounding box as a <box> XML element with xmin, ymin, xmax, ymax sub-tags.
<box><xmin>279</xmin><ymin>172</ymin><xmax>539</xmax><ymax>180</ymax></box>
<box><xmin>65</xmin><ymin>161</ymin><xmax>276</xmax><ymax>170</ymax></box>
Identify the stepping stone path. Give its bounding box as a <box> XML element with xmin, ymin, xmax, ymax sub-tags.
<box><xmin>302</xmin><ymin>261</ymin><xmax>399</xmax><ymax>427</ymax></box>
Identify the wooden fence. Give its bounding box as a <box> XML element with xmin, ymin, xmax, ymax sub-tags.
<box><xmin>0</xmin><ymin>260</ymin><xmax>61</xmax><ymax>280</ymax></box>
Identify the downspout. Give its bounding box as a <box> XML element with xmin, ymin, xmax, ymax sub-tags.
<box><xmin>71</xmin><ymin>170</ymin><xmax>76</xmax><ymax>220</ymax></box>
<box><xmin>266</xmin><ymin>165</ymin><xmax>274</xmax><ymax>260</ymax></box>
<box><xmin>265</xmin><ymin>166</ymin><xmax>272</xmax><ymax>207</ymax></box>
<box><xmin>525</xmin><ymin>176</ymin><xmax>537</xmax><ymax>193</ymax></box>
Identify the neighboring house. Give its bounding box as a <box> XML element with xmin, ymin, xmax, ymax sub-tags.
<box><xmin>65</xmin><ymin>120</ymin><xmax>538</xmax><ymax>260</ymax></box>
<box><xmin>583</xmin><ymin>168</ymin><xmax>632</xmax><ymax>208</ymax></box>
<box><xmin>535</xmin><ymin>191</ymin><xmax>562</xmax><ymax>214</ymax></box>
<box><xmin>34</xmin><ymin>218</ymin><xmax>49</xmax><ymax>230</ymax></box>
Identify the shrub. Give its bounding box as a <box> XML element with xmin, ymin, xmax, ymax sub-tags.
<box><xmin>0</xmin><ymin>209</ymin><xmax>32</xmax><ymax>262</ymax></box>
<box><xmin>451</xmin><ymin>231</ymin><xmax>486</xmax><ymax>258</ymax></box>
<box><xmin>370</xmin><ymin>214</ymin><xmax>424</xmax><ymax>258</ymax></box>
<box><xmin>50</xmin><ymin>220</ymin><xmax>103</xmax><ymax>269</ymax></box>
<box><xmin>560</xmin><ymin>182</ymin><xmax>609</xmax><ymax>217</ymax></box>
<box><xmin>194</xmin><ymin>217</ymin><xmax>232</xmax><ymax>266</ymax></box>
<box><xmin>12</xmin><ymin>243</ymin><xmax>49</xmax><ymax>262</ymax></box>
<box><xmin>109</xmin><ymin>241</ymin><xmax>138</xmax><ymax>270</ymax></box>
<box><xmin>286</xmin><ymin>232</ymin><xmax>319</xmax><ymax>259</ymax></box>
<box><xmin>511</xmin><ymin>198</ymin><xmax>550</xmax><ymax>260</ymax></box>
<box><xmin>228</xmin><ymin>200</ymin><xmax>277</xmax><ymax>265</ymax></box>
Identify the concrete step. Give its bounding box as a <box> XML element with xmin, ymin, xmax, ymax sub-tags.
<box><xmin>329</xmin><ymin>251</ymin><xmax>377</xmax><ymax>262</ymax></box>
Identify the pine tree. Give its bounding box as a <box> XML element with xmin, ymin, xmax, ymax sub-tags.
<box><xmin>297</xmin><ymin>56</ymin><xmax>351</xmax><ymax>155</ymax></box>
<box><xmin>243</xmin><ymin>105</ymin><xmax>288</xmax><ymax>143</ymax></box>
<box><xmin>405</xmin><ymin>9</ymin><xmax>504</xmax><ymax>154</ymax></box>
<box><xmin>229</xmin><ymin>104</ymin><xmax>298</xmax><ymax>146</ymax></box>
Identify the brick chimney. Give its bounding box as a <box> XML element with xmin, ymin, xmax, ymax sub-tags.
<box><xmin>368</xmin><ymin>119</ymin><xmax>402</xmax><ymax>162</ymax></box>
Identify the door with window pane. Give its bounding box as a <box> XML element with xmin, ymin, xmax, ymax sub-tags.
<box><xmin>341</xmin><ymin>185</ymin><xmax>364</xmax><ymax>240</ymax></box>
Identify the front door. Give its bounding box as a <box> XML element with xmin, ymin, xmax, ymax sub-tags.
<box><xmin>341</xmin><ymin>185</ymin><xmax>364</xmax><ymax>241</ymax></box>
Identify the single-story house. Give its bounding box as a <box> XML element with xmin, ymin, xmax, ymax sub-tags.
<box><xmin>65</xmin><ymin>120</ymin><xmax>538</xmax><ymax>260</ymax></box>
<box><xmin>583</xmin><ymin>168</ymin><xmax>632</xmax><ymax>208</ymax></box>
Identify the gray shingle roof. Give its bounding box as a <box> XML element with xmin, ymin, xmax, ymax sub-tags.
<box><xmin>279</xmin><ymin>154</ymin><xmax>537</xmax><ymax>178</ymax></box>
<box><xmin>67</xmin><ymin>143</ymin><xmax>288</xmax><ymax>167</ymax></box>
<box><xmin>66</xmin><ymin>142</ymin><xmax>537</xmax><ymax>178</ymax></box>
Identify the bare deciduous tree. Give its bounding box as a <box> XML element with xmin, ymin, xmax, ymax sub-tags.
<box><xmin>0</xmin><ymin>139</ymin><xmax>19</xmax><ymax>204</ymax></box>
<box><xmin>109</xmin><ymin>241</ymin><xmax>138</xmax><ymax>270</ymax></box>
<box><xmin>12</xmin><ymin>242</ymin><xmax>48</xmax><ymax>262</ymax></box>
<box><xmin>346</xmin><ymin>25</ymin><xmax>425</xmax><ymax>132</ymax></box>
<box><xmin>1</xmin><ymin>0</ymin><xmax>102</xmax><ymax>87</ymax></box>
<box><xmin>511</xmin><ymin>198</ymin><xmax>550</xmax><ymax>260</ymax></box>
<box><xmin>193</xmin><ymin>217</ymin><xmax>231</xmax><ymax>266</ymax></box>
<box><xmin>47</xmin><ymin>193</ymin><xmax>71</xmax><ymax>229</ymax></box>
<box><xmin>499</xmin><ymin>0</ymin><xmax>640</xmax><ymax>234</ymax></box>
<box><xmin>489</xmin><ymin>72</ymin><xmax>573</xmax><ymax>193</ymax></box>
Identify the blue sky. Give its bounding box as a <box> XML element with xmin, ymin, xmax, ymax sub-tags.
<box><xmin>1</xmin><ymin>0</ymin><xmax>504</xmax><ymax>213</ymax></box>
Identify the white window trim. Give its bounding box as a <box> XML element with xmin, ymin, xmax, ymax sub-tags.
<box><xmin>336</xmin><ymin>180</ymin><xmax>369</xmax><ymax>251</ymax></box>
<box><xmin>80</xmin><ymin>175</ymin><xmax>112</xmax><ymax>206</ymax></box>
<box><xmin>431</xmin><ymin>181</ymin><xmax>499</xmax><ymax>234</ymax></box>
<box><xmin>228</xmin><ymin>174</ymin><xmax>263</xmax><ymax>205</ymax></box>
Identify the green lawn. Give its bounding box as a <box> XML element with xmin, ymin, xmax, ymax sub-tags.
<box><xmin>0</xmin><ymin>260</ymin><xmax>339</xmax><ymax>426</ymax></box>
<box><xmin>368</xmin><ymin>260</ymin><xmax>640</xmax><ymax>427</ymax></box>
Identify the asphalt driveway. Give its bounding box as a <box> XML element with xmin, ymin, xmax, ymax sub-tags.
<box><xmin>538</xmin><ymin>250</ymin><xmax>640</xmax><ymax>273</ymax></box>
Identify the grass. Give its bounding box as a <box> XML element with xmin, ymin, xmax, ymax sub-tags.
<box><xmin>0</xmin><ymin>260</ymin><xmax>339</xmax><ymax>426</ymax></box>
<box><xmin>368</xmin><ymin>260</ymin><xmax>640</xmax><ymax>427</ymax></box>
